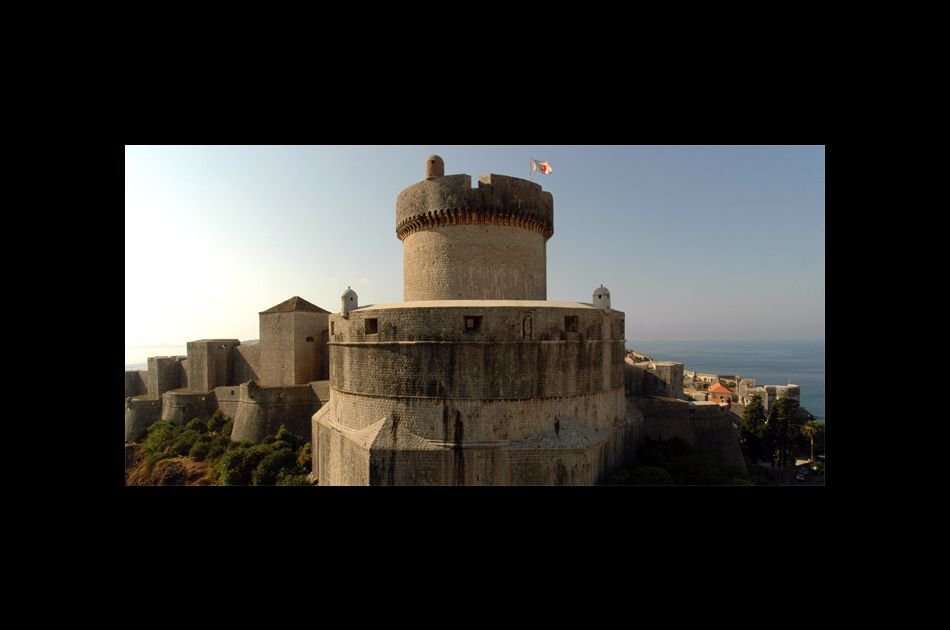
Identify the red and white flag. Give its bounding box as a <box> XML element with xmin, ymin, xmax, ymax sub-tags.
<box><xmin>531</xmin><ymin>159</ymin><xmax>553</xmax><ymax>175</ymax></box>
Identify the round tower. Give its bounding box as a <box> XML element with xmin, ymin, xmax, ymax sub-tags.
<box><xmin>341</xmin><ymin>286</ymin><xmax>358</xmax><ymax>316</ymax></box>
<box><xmin>395</xmin><ymin>156</ymin><xmax>554</xmax><ymax>301</ymax></box>
<box><xmin>314</xmin><ymin>156</ymin><xmax>635</xmax><ymax>486</ymax></box>
<box><xmin>593</xmin><ymin>284</ymin><xmax>611</xmax><ymax>311</ymax></box>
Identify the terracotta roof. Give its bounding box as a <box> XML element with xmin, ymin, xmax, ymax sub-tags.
<box><xmin>260</xmin><ymin>296</ymin><xmax>330</xmax><ymax>314</ymax></box>
<box><xmin>708</xmin><ymin>382</ymin><xmax>733</xmax><ymax>394</ymax></box>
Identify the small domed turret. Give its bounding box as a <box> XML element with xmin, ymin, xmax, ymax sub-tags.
<box><xmin>425</xmin><ymin>155</ymin><xmax>444</xmax><ymax>179</ymax></box>
<box><xmin>341</xmin><ymin>286</ymin><xmax>358</xmax><ymax>317</ymax></box>
<box><xmin>593</xmin><ymin>284</ymin><xmax>611</xmax><ymax>311</ymax></box>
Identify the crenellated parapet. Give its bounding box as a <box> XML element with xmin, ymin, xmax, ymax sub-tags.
<box><xmin>396</xmin><ymin>173</ymin><xmax>554</xmax><ymax>241</ymax></box>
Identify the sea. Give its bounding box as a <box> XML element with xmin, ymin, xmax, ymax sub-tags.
<box><xmin>627</xmin><ymin>339</ymin><xmax>825</xmax><ymax>421</ymax></box>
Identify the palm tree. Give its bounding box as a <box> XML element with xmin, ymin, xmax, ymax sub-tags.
<box><xmin>801</xmin><ymin>421</ymin><xmax>822</xmax><ymax>462</ymax></box>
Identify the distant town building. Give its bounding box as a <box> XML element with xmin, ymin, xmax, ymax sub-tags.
<box><xmin>708</xmin><ymin>382</ymin><xmax>734</xmax><ymax>404</ymax></box>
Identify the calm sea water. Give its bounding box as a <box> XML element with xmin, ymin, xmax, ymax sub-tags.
<box><xmin>627</xmin><ymin>339</ymin><xmax>825</xmax><ymax>420</ymax></box>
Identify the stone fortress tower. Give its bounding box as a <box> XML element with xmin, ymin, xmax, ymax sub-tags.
<box><xmin>312</xmin><ymin>156</ymin><xmax>640</xmax><ymax>485</ymax></box>
<box><xmin>125</xmin><ymin>296</ymin><xmax>332</xmax><ymax>444</ymax></box>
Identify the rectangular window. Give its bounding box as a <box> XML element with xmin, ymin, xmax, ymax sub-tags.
<box><xmin>330</xmin><ymin>321</ymin><xmax>335</xmax><ymax>335</ymax></box>
<box><xmin>464</xmin><ymin>316</ymin><xmax>482</xmax><ymax>332</ymax></box>
<box><xmin>365</xmin><ymin>318</ymin><xmax>378</xmax><ymax>334</ymax></box>
<box><xmin>565</xmin><ymin>315</ymin><xmax>579</xmax><ymax>332</ymax></box>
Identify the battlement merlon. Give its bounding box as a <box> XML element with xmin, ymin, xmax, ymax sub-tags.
<box><xmin>395</xmin><ymin>173</ymin><xmax>554</xmax><ymax>241</ymax></box>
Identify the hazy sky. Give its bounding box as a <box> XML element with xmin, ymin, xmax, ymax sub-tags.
<box><xmin>125</xmin><ymin>145</ymin><xmax>824</xmax><ymax>365</ymax></box>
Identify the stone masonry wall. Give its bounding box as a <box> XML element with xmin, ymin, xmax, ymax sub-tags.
<box><xmin>403</xmin><ymin>225</ymin><xmax>547</xmax><ymax>300</ymax></box>
<box><xmin>214</xmin><ymin>385</ymin><xmax>242</xmax><ymax>420</ymax></box>
<box><xmin>234</xmin><ymin>343</ymin><xmax>260</xmax><ymax>384</ymax></box>
<box><xmin>125</xmin><ymin>396</ymin><xmax>162</xmax><ymax>441</ymax></box>
<box><xmin>260</xmin><ymin>312</ymin><xmax>294</xmax><ymax>386</ymax></box>
<box><xmin>625</xmin><ymin>362</ymin><xmax>684</xmax><ymax>398</ymax></box>
<box><xmin>330</xmin><ymin>306</ymin><xmax>624</xmax><ymax>402</ymax></box>
<box><xmin>314</xmin><ymin>399</ymin><xmax>639</xmax><ymax>486</ymax></box>
<box><xmin>258</xmin><ymin>311</ymin><xmax>328</xmax><ymax>386</ymax></box>
<box><xmin>396</xmin><ymin>174</ymin><xmax>554</xmax><ymax>239</ymax></box>
<box><xmin>161</xmin><ymin>389</ymin><xmax>215</xmax><ymax>424</ymax></box>
<box><xmin>125</xmin><ymin>370</ymin><xmax>148</xmax><ymax>398</ymax></box>
<box><xmin>187</xmin><ymin>340</ymin><xmax>239</xmax><ymax>392</ymax></box>
<box><xmin>293</xmin><ymin>311</ymin><xmax>329</xmax><ymax>384</ymax></box>
<box><xmin>147</xmin><ymin>356</ymin><xmax>185</xmax><ymax>400</ymax></box>
<box><xmin>232</xmin><ymin>382</ymin><xmax>321</xmax><ymax>443</ymax></box>
<box><xmin>327</xmin><ymin>387</ymin><xmax>625</xmax><ymax>443</ymax></box>
<box><xmin>634</xmin><ymin>398</ymin><xmax>747</xmax><ymax>473</ymax></box>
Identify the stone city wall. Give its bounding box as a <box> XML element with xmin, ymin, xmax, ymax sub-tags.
<box><xmin>213</xmin><ymin>385</ymin><xmax>243</xmax><ymax>420</ymax></box>
<box><xmin>187</xmin><ymin>339</ymin><xmax>239</xmax><ymax>392</ymax></box>
<box><xmin>125</xmin><ymin>396</ymin><xmax>162</xmax><ymax>441</ymax></box>
<box><xmin>403</xmin><ymin>225</ymin><xmax>546</xmax><ymax>300</ymax></box>
<box><xmin>634</xmin><ymin>398</ymin><xmax>746</xmax><ymax>473</ymax></box>
<box><xmin>125</xmin><ymin>370</ymin><xmax>149</xmax><ymax>398</ymax></box>
<box><xmin>147</xmin><ymin>356</ymin><xmax>185</xmax><ymax>400</ymax></box>
<box><xmin>313</xmin><ymin>400</ymin><xmax>640</xmax><ymax>486</ymax></box>
<box><xmin>233</xmin><ymin>343</ymin><xmax>260</xmax><ymax>384</ymax></box>
<box><xmin>625</xmin><ymin>361</ymin><xmax>684</xmax><ymax>398</ymax></box>
<box><xmin>325</xmin><ymin>387</ymin><xmax>625</xmax><ymax>443</ymax></box>
<box><xmin>293</xmin><ymin>311</ymin><xmax>329</xmax><ymax>384</ymax></box>
<box><xmin>161</xmin><ymin>389</ymin><xmax>215</xmax><ymax>424</ymax></box>
<box><xmin>231</xmin><ymin>382</ymin><xmax>321</xmax><ymax>443</ymax></box>
<box><xmin>330</xmin><ymin>306</ymin><xmax>623</xmax><ymax>402</ymax></box>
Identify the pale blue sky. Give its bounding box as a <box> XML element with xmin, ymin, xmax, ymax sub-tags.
<box><xmin>125</xmin><ymin>145</ymin><xmax>824</xmax><ymax>365</ymax></box>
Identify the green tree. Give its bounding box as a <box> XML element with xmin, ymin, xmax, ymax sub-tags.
<box><xmin>739</xmin><ymin>394</ymin><xmax>767</xmax><ymax>465</ymax></box>
<box><xmin>801</xmin><ymin>420</ymin><xmax>822</xmax><ymax>462</ymax></box>
<box><xmin>766</xmin><ymin>398</ymin><xmax>807</xmax><ymax>468</ymax></box>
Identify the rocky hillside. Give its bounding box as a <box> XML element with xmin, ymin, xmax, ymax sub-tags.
<box><xmin>125</xmin><ymin>443</ymin><xmax>218</xmax><ymax>485</ymax></box>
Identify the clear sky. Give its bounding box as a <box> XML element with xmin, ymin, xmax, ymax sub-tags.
<box><xmin>125</xmin><ymin>145</ymin><xmax>824</xmax><ymax>365</ymax></box>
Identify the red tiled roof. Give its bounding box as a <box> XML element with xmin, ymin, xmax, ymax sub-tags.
<box><xmin>708</xmin><ymin>382</ymin><xmax>733</xmax><ymax>394</ymax></box>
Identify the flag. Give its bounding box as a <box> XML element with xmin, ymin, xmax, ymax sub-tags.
<box><xmin>531</xmin><ymin>159</ymin><xmax>553</xmax><ymax>175</ymax></box>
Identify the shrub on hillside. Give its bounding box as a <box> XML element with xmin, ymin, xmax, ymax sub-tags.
<box><xmin>252</xmin><ymin>448</ymin><xmax>299</xmax><ymax>486</ymax></box>
<box><xmin>216</xmin><ymin>443</ymin><xmax>272</xmax><ymax>485</ymax></box>
<box><xmin>143</xmin><ymin>421</ymin><xmax>183</xmax><ymax>458</ymax></box>
<box><xmin>208</xmin><ymin>410</ymin><xmax>230</xmax><ymax>433</ymax></box>
<box><xmin>185</xmin><ymin>417</ymin><xmax>208</xmax><ymax>434</ymax></box>
<box><xmin>206</xmin><ymin>444</ymin><xmax>227</xmax><ymax>462</ymax></box>
<box><xmin>275</xmin><ymin>425</ymin><xmax>305</xmax><ymax>451</ymax></box>
<box><xmin>276</xmin><ymin>472</ymin><xmax>312</xmax><ymax>486</ymax></box>
<box><xmin>169</xmin><ymin>429</ymin><xmax>202</xmax><ymax>457</ymax></box>
<box><xmin>297</xmin><ymin>443</ymin><xmax>312</xmax><ymax>470</ymax></box>
<box><xmin>216</xmin><ymin>448</ymin><xmax>251</xmax><ymax>485</ymax></box>
<box><xmin>189</xmin><ymin>439</ymin><xmax>212</xmax><ymax>461</ymax></box>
